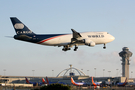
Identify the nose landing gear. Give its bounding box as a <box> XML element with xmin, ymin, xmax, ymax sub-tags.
<box><xmin>103</xmin><ymin>44</ymin><xmax>106</xmax><ymax>49</ymax></box>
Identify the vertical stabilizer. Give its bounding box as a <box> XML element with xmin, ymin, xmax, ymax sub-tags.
<box><xmin>123</xmin><ymin>78</ymin><xmax>127</xmax><ymax>85</ymax></box>
<box><xmin>25</xmin><ymin>77</ymin><xmax>30</xmax><ymax>84</ymax></box>
<box><xmin>91</xmin><ymin>77</ymin><xmax>96</xmax><ymax>86</ymax></box>
<box><xmin>46</xmin><ymin>76</ymin><xmax>49</xmax><ymax>84</ymax></box>
<box><xmin>10</xmin><ymin>17</ymin><xmax>35</xmax><ymax>35</ymax></box>
<box><xmin>71</xmin><ymin>77</ymin><xmax>75</xmax><ymax>84</ymax></box>
<box><xmin>42</xmin><ymin>78</ymin><xmax>47</xmax><ymax>84</ymax></box>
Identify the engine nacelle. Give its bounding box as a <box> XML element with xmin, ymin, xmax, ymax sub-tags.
<box><xmin>83</xmin><ymin>39</ymin><xmax>95</xmax><ymax>47</ymax></box>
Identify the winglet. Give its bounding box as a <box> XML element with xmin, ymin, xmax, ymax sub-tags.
<box><xmin>71</xmin><ymin>29</ymin><xmax>82</xmax><ymax>38</ymax></box>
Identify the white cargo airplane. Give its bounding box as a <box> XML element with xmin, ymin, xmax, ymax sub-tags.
<box><xmin>10</xmin><ymin>17</ymin><xmax>115</xmax><ymax>51</ymax></box>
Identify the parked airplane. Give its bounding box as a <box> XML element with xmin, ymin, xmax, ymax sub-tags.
<box><xmin>45</xmin><ymin>76</ymin><xmax>56</xmax><ymax>84</ymax></box>
<box><xmin>117</xmin><ymin>78</ymin><xmax>127</xmax><ymax>87</ymax></box>
<box><xmin>91</xmin><ymin>77</ymin><xmax>101</xmax><ymax>89</ymax></box>
<box><xmin>128</xmin><ymin>82</ymin><xmax>135</xmax><ymax>86</ymax></box>
<box><xmin>10</xmin><ymin>17</ymin><xmax>115</xmax><ymax>51</ymax></box>
<box><xmin>25</xmin><ymin>77</ymin><xmax>43</xmax><ymax>86</ymax></box>
<box><xmin>71</xmin><ymin>77</ymin><xmax>86</xmax><ymax>86</ymax></box>
<box><xmin>42</xmin><ymin>76</ymin><xmax>66</xmax><ymax>85</ymax></box>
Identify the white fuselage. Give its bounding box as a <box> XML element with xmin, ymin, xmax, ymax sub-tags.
<box><xmin>39</xmin><ymin>32</ymin><xmax>115</xmax><ymax>46</ymax></box>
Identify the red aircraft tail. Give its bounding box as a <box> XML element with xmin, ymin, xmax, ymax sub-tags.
<box><xmin>25</xmin><ymin>77</ymin><xmax>30</xmax><ymax>84</ymax></box>
<box><xmin>91</xmin><ymin>77</ymin><xmax>96</xmax><ymax>86</ymax></box>
<box><xmin>71</xmin><ymin>77</ymin><xmax>76</xmax><ymax>85</ymax></box>
<box><xmin>91</xmin><ymin>77</ymin><xmax>97</xmax><ymax>89</ymax></box>
<box><xmin>46</xmin><ymin>76</ymin><xmax>49</xmax><ymax>84</ymax></box>
<box><xmin>123</xmin><ymin>78</ymin><xmax>127</xmax><ymax>86</ymax></box>
<box><xmin>42</xmin><ymin>78</ymin><xmax>47</xmax><ymax>84</ymax></box>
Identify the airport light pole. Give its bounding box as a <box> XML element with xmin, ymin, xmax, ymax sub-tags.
<box><xmin>87</xmin><ymin>70</ymin><xmax>89</xmax><ymax>76</ymax></box>
<box><xmin>108</xmin><ymin>71</ymin><xmax>111</xmax><ymax>77</ymax></box>
<box><xmin>32</xmin><ymin>70</ymin><xmax>35</xmax><ymax>79</ymax></box>
<box><xmin>116</xmin><ymin>69</ymin><xmax>119</xmax><ymax>77</ymax></box>
<box><xmin>103</xmin><ymin>69</ymin><xmax>105</xmax><ymax>77</ymax></box>
<box><xmin>3</xmin><ymin>69</ymin><xmax>6</xmax><ymax>83</ymax></box>
<box><xmin>108</xmin><ymin>71</ymin><xmax>111</xmax><ymax>85</ymax></box>
<box><xmin>3</xmin><ymin>69</ymin><xmax>6</xmax><ymax>77</ymax></box>
<box><xmin>131</xmin><ymin>71</ymin><xmax>133</xmax><ymax>78</ymax></box>
<box><xmin>52</xmin><ymin>70</ymin><xmax>54</xmax><ymax>77</ymax></box>
<box><xmin>94</xmin><ymin>68</ymin><xmax>96</xmax><ymax>77</ymax></box>
<box><xmin>3</xmin><ymin>69</ymin><xmax>6</xmax><ymax>90</ymax></box>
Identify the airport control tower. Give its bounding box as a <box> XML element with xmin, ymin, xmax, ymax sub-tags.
<box><xmin>119</xmin><ymin>47</ymin><xmax>132</xmax><ymax>80</ymax></box>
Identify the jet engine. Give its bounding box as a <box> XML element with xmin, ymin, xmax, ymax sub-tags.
<box><xmin>83</xmin><ymin>39</ymin><xmax>95</xmax><ymax>46</ymax></box>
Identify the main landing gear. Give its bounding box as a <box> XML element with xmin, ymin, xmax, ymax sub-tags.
<box><xmin>62</xmin><ymin>46</ymin><xmax>70</xmax><ymax>51</ymax></box>
<box><xmin>103</xmin><ymin>44</ymin><xmax>106</xmax><ymax>49</ymax></box>
<box><xmin>74</xmin><ymin>45</ymin><xmax>78</xmax><ymax>51</ymax></box>
<box><xmin>62</xmin><ymin>45</ymin><xmax>78</xmax><ymax>51</ymax></box>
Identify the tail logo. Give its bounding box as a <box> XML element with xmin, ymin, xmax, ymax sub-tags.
<box><xmin>14</xmin><ymin>23</ymin><xmax>24</xmax><ymax>29</ymax></box>
<box><xmin>16</xmin><ymin>31</ymin><xmax>33</xmax><ymax>34</ymax></box>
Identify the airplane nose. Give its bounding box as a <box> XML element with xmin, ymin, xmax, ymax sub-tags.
<box><xmin>111</xmin><ymin>36</ymin><xmax>115</xmax><ymax>41</ymax></box>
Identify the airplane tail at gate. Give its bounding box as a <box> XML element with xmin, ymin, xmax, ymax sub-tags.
<box><xmin>10</xmin><ymin>17</ymin><xmax>35</xmax><ymax>35</ymax></box>
<box><xmin>42</xmin><ymin>78</ymin><xmax>47</xmax><ymax>84</ymax></box>
<box><xmin>46</xmin><ymin>76</ymin><xmax>49</xmax><ymax>84</ymax></box>
<box><xmin>123</xmin><ymin>78</ymin><xmax>127</xmax><ymax>85</ymax></box>
<box><xmin>71</xmin><ymin>77</ymin><xmax>75</xmax><ymax>84</ymax></box>
<box><xmin>25</xmin><ymin>77</ymin><xmax>30</xmax><ymax>84</ymax></box>
<box><xmin>91</xmin><ymin>77</ymin><xmax>96</xmax><ymax>86</ymax></box>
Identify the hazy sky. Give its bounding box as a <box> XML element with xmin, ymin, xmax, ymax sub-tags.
<box><xmin>1</xmin><ymin>0</ymin><xmax>135</xmax><ymax>78</ymax></box>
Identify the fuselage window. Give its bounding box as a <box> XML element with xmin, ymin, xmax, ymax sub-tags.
<box><xmin>101</xmin><ymin>35</ymin><xmax>104</xmax><ymax>37</ymax></box>
<box><xmin>88</xmin><ymin>35</ymin><xmax>91</xmax><ymax>38</ymax></box>
<box><xmin>92</xmin><ymin>35</ymin><xmax>96</xmax><ymax>38</ymax></box>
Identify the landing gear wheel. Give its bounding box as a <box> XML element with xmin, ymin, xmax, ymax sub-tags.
<box><xmin>74</xmin><ymin>49</ymin><xmax>78</xmax><ymax>51</ymax></box>
<box><xmin>62</xmin><ymin>48</ymin><xmax>67</xmax><ymax>51</ymax></box>
<box><xmin>62</xmin><ymin>46</ymin><xmax>70</xmax><ymax>51</ymax></box>
<box><xmin>74</xmin><ymin>47</ymin><xmax>78</xmax><ymax>51</ymax></box>
<box><xmin>103</xmin><ymin>44</ymin><xmax>106</xmax><ymax>49</ymax></box>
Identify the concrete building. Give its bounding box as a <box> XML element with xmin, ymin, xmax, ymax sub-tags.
<box><xmin>119</xmin><ymin>47</ymin><xmax>132</xmax><ymax>80</ymax></box>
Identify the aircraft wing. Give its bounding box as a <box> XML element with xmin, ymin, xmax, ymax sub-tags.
<box><xmin>71</xmin><ymin>29</ymin><xmax>82</xmax><ymax>38</ymax></box>
<box><xmin>63</xmin><ymin>29</ymin><xmax>96</xmax><ymax>51</ymax></box>
<box><xmin>70</xmin><ymin>29</ymin><xmax>83</xmax><ymax>44</ymax></box>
